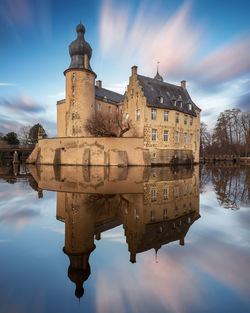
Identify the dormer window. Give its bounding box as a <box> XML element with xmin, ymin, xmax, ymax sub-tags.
<box><xmin>159</xmin><ymin>96</ymin><xmax>163</xmax><ymax>104</ymax></box>
<box><xmin>104</xmin><ymin>96</ymin><xmax>107</xmax><ymax>102</ymax></box>
<box><xmin>173</xmin><ymin>100</ymin><xmax>176</xmax><ymax>106</ymax></box>
<box><xmin>189</xmin><ymin>104</ymin><xmax>192</xmax><ymax>110</ymax></box>
<box><xmin>180</xmin><ymin>101</ymin><xmax>182</xmax><ymax>108</ymax></box>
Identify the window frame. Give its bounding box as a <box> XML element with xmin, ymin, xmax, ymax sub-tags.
<box><xmin>164</xmin><ymin>110</ymin><xmax>169</xmax><ymax>122</ymax></box>
<box><xmin>151</xmin><ymin>109</ymin><xmax>156</xmax><ymax>120</ymax></box>
<box><xmin>152</xmin><ymin>129</ymin><xmax>157</xmax><ymax>141</ymax></box>
<box><xmin>164</xmin><ymin>130</ymin><xmax>169</xmax><ymax>142</ymax></box>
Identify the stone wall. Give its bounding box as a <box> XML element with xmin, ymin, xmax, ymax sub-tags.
<box><xmin>27</xmin><ymin>137</ymin><xmax>148</xmax><ymax>166</ymax></box>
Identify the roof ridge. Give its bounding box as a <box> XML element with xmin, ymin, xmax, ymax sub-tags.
<box><xmin>137</xmin><ymin>74</ymin><xmax>182</xmax><ymax>89</ymax></box>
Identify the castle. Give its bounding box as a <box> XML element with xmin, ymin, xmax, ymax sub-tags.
<box><xmin>27</xmin><ymin>22</ymin><xmax>201</xmax><ymax>166</ymax></box>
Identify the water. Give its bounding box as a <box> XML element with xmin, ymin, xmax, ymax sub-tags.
<box><xmin>0</xmin><ymin>164</ymin><xmax>249</xmax><ymax>313</ymax></box>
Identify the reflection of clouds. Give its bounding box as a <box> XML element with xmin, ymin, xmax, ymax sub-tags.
<box><xmin>101</xmin><ymin>232</ymin><xmax>126</xmax><ymax>244</ymax></box>
<box><xmin>95</xmin><ymin>253</ymin><xmax>202</xmax><ymax>313</ymax></box>
<box><xmin>42</xmin><ymin>226</ymin><xmax>64</xmax><ymax>235</ymax></box>
<box><xmin>187</xmin><ymin>236</ymin><xmax>250</xmax><ymax>297</ymax></box>
<box><xmin>0</xmin><ymin>207</ymin><xmax>40</xmax><ymax>230</ymax></box>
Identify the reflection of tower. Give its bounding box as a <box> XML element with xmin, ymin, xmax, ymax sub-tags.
<box><xmin>62</xmin><ymin>193</ymin><xmax>96</xmax><ymax>299</ymax></box>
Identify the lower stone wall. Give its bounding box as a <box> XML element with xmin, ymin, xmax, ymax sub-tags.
<box><xmin>150</xmin><ymin>148</ymin><xmax>194</xmax><ymax>165</ymax></box>
<box><xmin>26</xmin><ymin>137</ymin><xmax>197</xmax><ymax>166</ymax></box>
<box><xmin>27</xmin><ymin>137</ymin><xmax>148</xmax><ymax>166</ymax></box>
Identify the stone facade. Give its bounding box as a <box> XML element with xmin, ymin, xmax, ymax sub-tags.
<box><xmin>123</xmin><ymin>66</ymin><xmax>200</xmax><ymax>164</ymax></box>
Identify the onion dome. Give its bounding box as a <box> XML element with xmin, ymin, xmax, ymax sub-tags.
<box><xmin>68</xmin><ymin>22</ymin><xmax>93</xmax><ymax>71</ymax></box>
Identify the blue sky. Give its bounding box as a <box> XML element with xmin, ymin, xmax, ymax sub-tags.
<box><xmin>0</xmin><ymin>0</ymin><xmax>250</xmax><ymax>136</ymax></box>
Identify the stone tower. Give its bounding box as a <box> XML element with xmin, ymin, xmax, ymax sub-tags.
<box><xmin>63</xmin><ymin>22</ymin><xmax>96</xmax><ymax>137</ymax></box>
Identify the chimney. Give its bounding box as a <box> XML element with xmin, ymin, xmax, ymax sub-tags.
<box><xmin>131</xmin><ymin>65</ymin><xmax>138</xmax><ymax>76</ymax></box>
<box><xmin>96</xmin><ymin>80</ymin><xmax>102</xmax><ymax>88</ymax></box>
<box><xmin>179</xmin><ymin>237</ymin><xmax>185</xmax><ymax>246</ymax></box>
<box><xmin>181</xmin><ymin>80</ymin><xmax>186</xmax><ymax>89</ymax></box>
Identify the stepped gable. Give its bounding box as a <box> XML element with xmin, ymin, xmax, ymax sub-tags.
<box><xmin>95</xmin><ymin>86</ymin><xmax>124</xmax><ymax>104</ymax></box>
<box><xmin>137</xmin><ymin>74</ymin><xmax>199</xmax><ymax>116</ymax></box>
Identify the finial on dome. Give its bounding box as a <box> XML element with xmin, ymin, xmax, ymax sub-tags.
<box><xmin>154</xmin><ymin>61</ymin><xmax>163</xmax><ymax>82</ymax></box>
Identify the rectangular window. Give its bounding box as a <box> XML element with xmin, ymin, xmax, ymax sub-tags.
<box><xmin>164</xmin><ymin>111</ymin><xmax>168</xmax><ymax>121</ymax></box>
<box><xmin>151</xmin><ymin>109</ymin><xmax>156</xmax><ymax>120</ymax></box>
<box><xmin>151</xmin><ymin>189</ymin><xmax>156</xmax><ymax>202</ymax></box>
<box><xmin>190</xmin><ymin>116</ymin><xmax>193</xmax><ymax>126</ymax></box>
<box><xmin>136</xmin><ymin>109</ymin><xmax>140</xmax><ymax>121</ymax></box>
<box><xmin>136</xmin><ymin>209</ymin><xmax>139</xmax><ymax>220</ymax></box>
<box><xmin>164</xmin><ymin>130</ymin><xmax>168</xmax><ymax>142</ymax></box>
<box><xmin>108</xmin><ymin>106</ymin><xmax>112</xmax><ymax>113</ymax></box>
<box><xmin>152</xmin><ymin>129</ymin><xmax>157</xmax><ymax>141</ymax></box>
<box><xmin>184</xmin><ymin>132</ymin><xmax>187</xmax><ymax>144</ymax></box>
<box><xmin>126</xmin><ymin>113</ymin><xmax>129</xmax><ymax>122</ymax></box>
<box><xmin>184</xmin><ymin>115</ymin><xmax>187</xmax><ymax>124</ymax></box>
<box><xmin>176</xmin><ymin>113</ymin><xmax>179</xmax><ymax>123</ymax></box>
<box><xmin>190</xmin><ymin>133</ymin><xmax>193</xmax><ymax>144</ymax></box>
<box><xmin>175</xmin><ymin>131</ymin><xmax>179</xmax><ymax>143</ymax></box>
<box><xmin>163</xmin><ymin>188</ymin><xmax>168</xmax><ymax>200</ymax></box>
<box><xmin>97</xmin><ymin>103</ymin><xmax>101</xmax><ymax>111</ymax></box>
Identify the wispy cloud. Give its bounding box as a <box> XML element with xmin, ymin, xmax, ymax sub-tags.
<box><xmin>1</xmin><ymin>94</ymin><xmax>45</xmax><ymax>114</ymax></box>
<box><xmin>99</xmin><ymin>1</ymin><xmax>250</xmax><ymax>88</ymax></box>
<box><xmin>0</xmin><ymin>0</ymin><xmax>52</xmax><ymax>42</ymax></box>
<box><xmin>0</xmin><ymin>82</ymin><xmax>16</xmax><ymax>86</ymax></box>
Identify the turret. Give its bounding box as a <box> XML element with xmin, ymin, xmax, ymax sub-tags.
<box><xmin>59</xmin><ymin>22</ymin><xmax>96</xmax><ymax>137</ymax></box>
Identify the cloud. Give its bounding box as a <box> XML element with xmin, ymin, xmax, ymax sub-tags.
<box><xmin>0</xmin><ymin>0</ymin><xmax>52</xmax><ymax>42</ymax></box>
<box><xmin>0</xmin><ymin>83</ymin><xmax>16</xmax><ymax>86</ymax></box>
<box><xmin>99</xmin><ymin>0</ymin><xmax>129</xmax><ymax>55</ymax></box>
<box><xmin>105</xmin><ymin>82</ymin><xmax>127</xmax><ymax>94</ymax></box>
<box><xmin>0</xmin><ymin>117</ymin><xmax>24</xmax><ymax>133</ymax></box>
<box><xmin>237</xmin><ymin>92</ymin><xmax>250</xmax><ymax>111</ymax></box>
<box><xmin>99</xmin><ymin>1</ymin><xmax>250</xmax><ymax>89</ymax></box>
<box><xmin>1</xmin><ymin>94</ymin><xmax>45</xmax><ymax>115</ymax></box>
<box><xmin>191</xmin><ymin>36</ymin><xmax>250</xmax><ymax>86</ymax></box>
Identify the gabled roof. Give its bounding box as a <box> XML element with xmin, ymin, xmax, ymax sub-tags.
<box><xmin>95</xmin><ymin>86</ymin><xmax>124</xmax><ymax>105</ymax></box>
<box><xmin>137</xmin><ymin>75</ymin><xmax>200</xmax><ymax>116</ymax></box>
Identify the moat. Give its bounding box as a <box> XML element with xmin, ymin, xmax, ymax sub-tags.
<box><xmin>0</xmin><ymin>164</ymin><xmax>249</xmax><ymax>313</ymax></box>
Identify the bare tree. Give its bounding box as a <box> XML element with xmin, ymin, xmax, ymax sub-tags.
<box><xmin>19</xmin><ymin>126</ymin><xmax>31</xmax><ymax>145</ymax></box>
<box><xmin>85</xmin><ymin>111</ymin><xmax>133</xmax><ymax>137</ymax></box>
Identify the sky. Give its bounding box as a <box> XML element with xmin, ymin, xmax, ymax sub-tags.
<box><xmin>0</xmin><ymin>0</ymin><xmax>250</xmax><ymax>137</ymax></box>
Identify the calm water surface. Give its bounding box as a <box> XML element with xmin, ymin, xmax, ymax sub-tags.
<box><xmin>0</xmin><ymin>164</ymin><xmax>249</xmax><ymax>313</ymax></box>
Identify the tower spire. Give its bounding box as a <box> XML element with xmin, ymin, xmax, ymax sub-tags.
<box><xmin>154</xmin><ymin>61</ymin><xmax>163</xmax><ymax>82</ymax></box>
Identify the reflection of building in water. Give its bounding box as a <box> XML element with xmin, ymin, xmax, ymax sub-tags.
<box><xmin>28</xmin><ymin>165</ymin><xmax>200</xmax><ymax>299</ymax></box>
